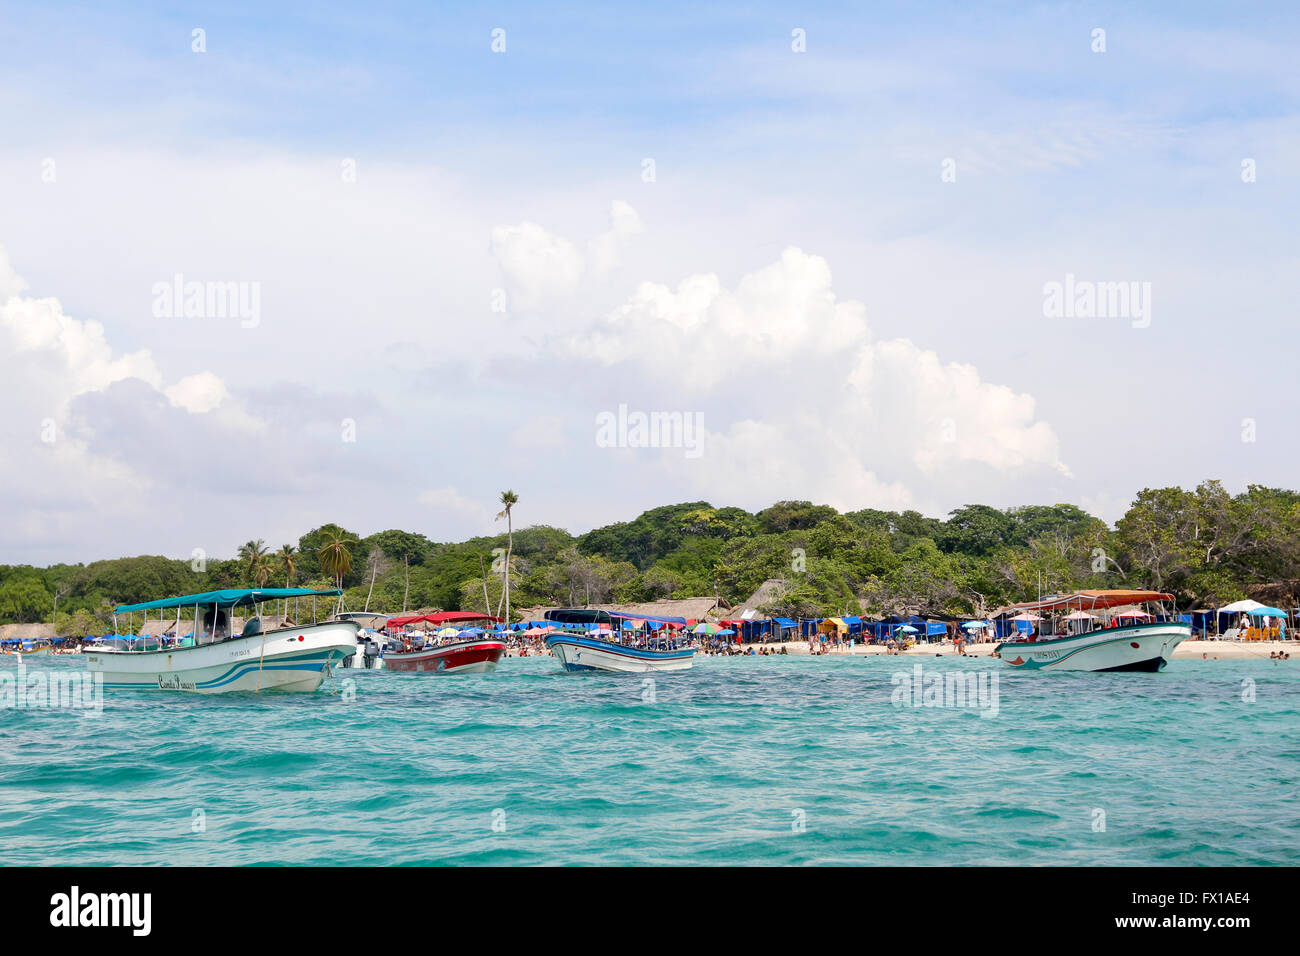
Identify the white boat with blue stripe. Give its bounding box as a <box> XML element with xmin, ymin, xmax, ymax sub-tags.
<box><xmin>87</xmin><ymin>588</ymin><xmax>357</xmax><ymax>693</ymax></box>
<box><xmin>543</xmin><ymin>608</ymin><xmax>696</xmax><ymax>673</ymax></box>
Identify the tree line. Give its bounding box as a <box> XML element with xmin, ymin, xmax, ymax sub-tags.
<box><xmin>2</xmin><ymin>481</ymin><xmax>1297</xmax><ymax>632</ymax></box>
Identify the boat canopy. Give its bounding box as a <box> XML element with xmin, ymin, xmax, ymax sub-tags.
<box><xmin>114</xmin><ymin>587</ymin><xmax>342</xmax><ymax>614</ymax></box>
<box><xmin>1009</xmin><ymin>589</ymin><xmax>1175</xmax><ymax>614</ymax></box>
<box><xmin>387</xmin><ymin>610</ymin><xmax>504</xmax><ymax>628</ymax></box>
<box><xmin>544</xmin><ymin>608</ymin><xmax>688</xmax><ymax>626</ymax></box>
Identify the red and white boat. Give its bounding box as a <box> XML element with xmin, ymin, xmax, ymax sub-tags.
<box><xmin>381</xmin><ymin>611</ymin><xmax>506</xmax><ymax>674</ymax></box>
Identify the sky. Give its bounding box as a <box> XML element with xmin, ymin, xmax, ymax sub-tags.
<box><xmin>1</xmin><ymin>1</ymin><xmax>1297</xmax><ymax>564</ymax></box>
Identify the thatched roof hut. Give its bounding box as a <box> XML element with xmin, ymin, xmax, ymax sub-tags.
<box><xmin>728</xmin><ymin>578</ymin><xmax>788</xmax><ymax>618</ymax></box>
<box><xmin>0</xmin><ymin>623</ymin><xmax>57</xmax><ymax>641</ymax></box>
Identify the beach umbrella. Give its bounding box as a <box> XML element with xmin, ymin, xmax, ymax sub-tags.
<box><xmin>693</xmin><ymin>623</ymin><xmax>719</xmax><ymax>635</ymax></box>
<box><xmin>1063</xmin><ymin>610</ymin><xmax>1095</xmax><ymax>621</ymax></box>
<box><xmin>898</xmin><ymin>625</ymin><xmax>918</xmax><ymax>633</ymax></box>
<box><xmin>716</xmin><ymin>628</ymin><xmax>736</xmax><ymax>636</ymax></box>
<box><xmin>1246</xmin><ymin>606</ymin><xmax>1288</xmax><ymax>617</ymax></box>
<box><xmin>1009</xmin><ymin>612</ymin><xmax>1042</xmax><ymax>622</ymax></box>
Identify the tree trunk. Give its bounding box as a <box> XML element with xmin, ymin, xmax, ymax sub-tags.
<box><xmin>403</xmin><ymin>554</ymin><xmax>410</xmax><ymax>612</ymax></box>
<box><xmin>504</xmin><ymin>512</ymin><xmax>514</xmax><ymax>624</ymax></box>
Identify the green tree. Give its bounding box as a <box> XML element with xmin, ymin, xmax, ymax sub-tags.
<box><xmin>495</xmin><ymin>490</ymin><xmax>519</xmax><ymax>622</ymax></box>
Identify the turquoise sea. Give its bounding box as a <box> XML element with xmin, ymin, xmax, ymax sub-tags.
<box><xmin>1</xmin><ymin>653</ymin><xmax>1297</xmax><ymax>866</ymax></box>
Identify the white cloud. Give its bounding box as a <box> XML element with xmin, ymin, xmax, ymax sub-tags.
<box><xmin>0</xmin><ymin>244</ymin><xmax>273</xmax><ymax>557</ymax></box>
<box><xmin>551</xmin><ymin>246</ymin><xmax>1068</xmax><ymax>511</ymax></box>
<box><xmin>566</xmin><ymin>247</ymin><xmax>868</xmax><ymax>383</ymax></box>
<box><xmin>586</xmin><ymin>199</ymin><xmax>644</xmax><ymax>276</ymax></box>
<box><xmin>491</xmin><ymin>200</ymin><xmax>644</xmax><ymax>310</ymax></box>
<box><xmin>489</xmin><ymin>220</ymin><xmax>586</xmax><ymax>309</ymax></box>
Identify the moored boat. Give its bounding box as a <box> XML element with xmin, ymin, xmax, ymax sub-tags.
<box><xmin>381</xmin><ymin>611</ymin><xmax>506</xmax><ymax>674</ymax></box>
<box><xmin>543</xmin><ymin>608</ymin><xmax>696</xmax><ymax>673</ymax></box>
<box><xmin>87</xmin><ymin>588</ymin><xmax>357</xmax><ymax>693</ymax></box>
<box><xmin>335</xmin><ymin>612</ymin><xmax>391</xmax><ymax>669</ymax></box>
<box><xmin>992</xmin><ymin>589</ymin><xmax>1190</xmax><ymax>672</ymax></box>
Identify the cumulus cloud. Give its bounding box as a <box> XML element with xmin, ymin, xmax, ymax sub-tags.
<box><xmin>490</xmin><ymin>200</ymin><xmax>644</xmax><ymax>310</ymax></box>
<box><xmin>564</xmin><ymin>247</ymin><xmax>868</xmax><ymax>385</ymax></box>
<box><xmin>0</xmin><ymin>243</ymin><xmax>270</xmax><ymax>554</ymax></box>
<box><xmin>548</xmin><ymin>245</ymin><xmax>1069</xmax><ymax>511</ymax></box>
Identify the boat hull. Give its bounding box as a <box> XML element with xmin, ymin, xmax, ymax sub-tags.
<box><xmin>993</xmin><ymin>623</ymin><xmax>1190</xmax><ymax>672</ymax></box>
<box><xmin>84</xmin><ymin>621</ymin><xmax>359</xmax><ymax>693</ymax></box>
<box><xmin>546</xmin><ymin>636</ymin><xmax>695</xmax><ymax>673</ymax></box>
<box><xmin>383</xmin><ymin>639</ymin><xmax>505</xmax><ymax>674</ymax></box>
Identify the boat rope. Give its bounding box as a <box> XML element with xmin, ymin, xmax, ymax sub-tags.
<box><xmin>255</xmin><ymin>625</ymin><xmax>268</xmax><ymax>692</ymax></box>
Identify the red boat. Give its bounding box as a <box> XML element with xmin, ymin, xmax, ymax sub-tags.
<box><xmin>382</xmin><ymin>611</ymin><xmax>507</xmax><ymax>675</ymax></box>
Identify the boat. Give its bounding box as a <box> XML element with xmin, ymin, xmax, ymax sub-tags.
<box><xmin>86</xmin><ymin>588</ymin><xmax>357</xmax><ymax>693</ymax></box>
<box><xmin>543</xmin><ymin>608</ymin><xmax>696</xmax><ymax>673</ymax></box>
<box><xmin>381</xmin><ymin>611</ymin><xmax>506</xmax><ymax>674</ymax></box>
<box><xmin>2</xmin><ymin>640</ymin><xmax>53</xmax><ymax>657</ymax></box>
<box><xmin>992</xmin><ymin>589</ymin><xmax>1190</xmax><ymax>672</ymax></box>
<box><xmin>335</xmin><ymin>612</ymin><xmax>391</xmax><ymax>669</ymax></box>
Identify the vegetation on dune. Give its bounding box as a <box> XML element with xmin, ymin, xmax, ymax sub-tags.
<box><xmin>3</xmin><ymin>480</ymin><xmax>1298</xmax><ymax>632</ymax></box>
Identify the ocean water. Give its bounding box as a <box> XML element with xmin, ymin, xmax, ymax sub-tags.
<box><xmin>1</xmin><ymin>653</ymin><xmax>1297</xmax><ymax>866</ymax></box>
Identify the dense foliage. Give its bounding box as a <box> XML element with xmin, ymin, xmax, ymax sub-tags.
<box><xmin>4</xmin><ymin>481</ymin><xmax>1297</xmax><ymax>632</ymax></box>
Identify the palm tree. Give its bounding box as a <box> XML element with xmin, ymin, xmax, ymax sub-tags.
<box><xmin>237</xmin><ymin>539</ymin><xmax>268</xmax><ymax>586</ymax></box>
<box><xmin>278</xmin><ymin>545</ymin><xmax>298</xmax><ymax>621</ymax></box>
<box><xmin>278</xmin><ymin>544</ymin><xmax>297</xmax><ymax>587</ymax></box>
<box><xmin>495</xmin><ymin>490</ymin><xmax>519</xmax><ymax>623</ymax></box>
<box><xmin>318</xmin><ymin>531</ymin><xmax>359</xmax><ymax>613</ymax></box>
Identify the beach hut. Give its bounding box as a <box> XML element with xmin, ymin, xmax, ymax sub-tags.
<box><xmin>772</xmin><ymin>617</ymin><xmax>799</xmax><ymax>642</ymax></box>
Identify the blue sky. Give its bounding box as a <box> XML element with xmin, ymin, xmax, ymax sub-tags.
<box><xmin>0</xmin><ymin>2</ymin><xmax>1297</xmax><ymax>562</ymax></box>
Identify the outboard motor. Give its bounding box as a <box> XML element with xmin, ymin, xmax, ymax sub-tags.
<box><xmin>363</xmin><ymin>638</ymin><xmax>380</xmax><ymax>669</ymax></box>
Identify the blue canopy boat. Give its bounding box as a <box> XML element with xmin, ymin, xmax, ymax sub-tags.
<box><xmin>86</xmin><ymin>587</ymin><xmax>357</xmax><ymax>693</ymax></box>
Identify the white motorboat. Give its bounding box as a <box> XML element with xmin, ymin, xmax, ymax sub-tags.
<box><xmin>543</xmin><ymin>609</ymin><xmax>696</xmax><ymax>673</ymax></box>
<box><xmin>993</xmin><ymin>589</ymin><xmax>1190</xmax><ymax>672</ymax></box>
<box><xmin>87</xmin><ymin>588</ymin><xmax>357</xmax><ymax>693</ymax></box>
